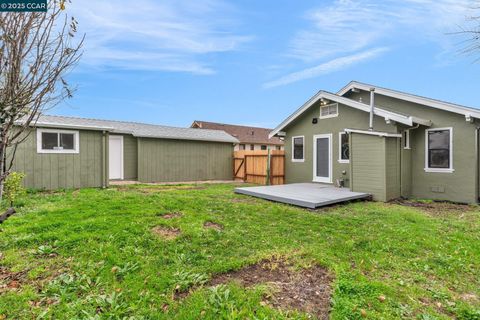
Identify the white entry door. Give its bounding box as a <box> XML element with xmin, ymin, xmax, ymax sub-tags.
<box><xmin>313</xmin><ymin>134</ymin><xmax>332</xmax><ymax>183</ymax></box>
<box><xmin>109</xmin><ymin>135</ymin><xmax>124</xmax><ymax>180</ymax></box>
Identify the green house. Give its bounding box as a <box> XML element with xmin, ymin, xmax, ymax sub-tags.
<box><xmin>269</xmin><ymin>81</ymin><xmax>480</xmax><ymax>204</ymax></box>
<box><xmin>11</xmin><ymin>115</ymin><xmax>238</xmax><ymax>190</ymax></box>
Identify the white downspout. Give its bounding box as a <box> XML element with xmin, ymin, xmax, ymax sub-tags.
<box><xmin>369</xmin><ymin>88</ymin><xmax>375</xmax><ymax>131</ymax></box>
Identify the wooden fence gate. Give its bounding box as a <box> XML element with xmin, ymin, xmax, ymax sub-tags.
<box><xmin>233</xmin><ymin>150</ymin><xmax>285</xmax><ymax>185</ymax></box>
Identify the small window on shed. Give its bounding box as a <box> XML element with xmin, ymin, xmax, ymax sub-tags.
<box><xmin>239</xmin><ymin>144</ymin><xmax>245</xmax><ymax>150</ymax></box>
<box><xmin>37</xmin><ymin>129</ymin><xmax>79</xmax><ymax>154</ymax></box>
<box><xmin>320</xmin><ymin>103</ymin><xmax>338</xmax><ymax>119</ymax></box>
<box><xmin>292</xmin><ymin>136</ymin><xmax>304</xmax><ymax>162</ymax></box>
<box><xmin>261</xmin><ymin>145</ymin><xmax>267</xmax><ymax>150</ymax></box>
<box><xmin>250</xmin><ymin>144</ymin><xmax>255</xmax><ymax>151</ymax></box>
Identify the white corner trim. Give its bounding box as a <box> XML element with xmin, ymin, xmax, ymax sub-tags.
<box><xmin>37</xmin><ymin>128</ymin><xmax>80</xmax><ymax>154</ymax></box>
<box><xmin>313</xmin><ymin>133</ymin><xmax>333</xmax><ymax>183</ymax></box>
<box><xmin>424</xmin><ymin>127</ymin><xmax>453</xmax><ymax>173</ymax></box>
<box><xmin>291</xmin><ymin>135</ymin><xmax>305</xmax><ymax>162</ymax></box>
<box><xmin>338</xmin><ymin>132</ymin><xmax>350</xmax><ymax>163</ymax></box>
<box><xmin>344</xmin><ymin>129</ymin><xmax>402</xmax><ymax>138</ymax></box>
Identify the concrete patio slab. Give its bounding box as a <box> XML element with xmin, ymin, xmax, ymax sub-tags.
<box><xmin>234</xmin><ymin>183</ymin><xmax>370</xmax><ymax>209</ymax></box>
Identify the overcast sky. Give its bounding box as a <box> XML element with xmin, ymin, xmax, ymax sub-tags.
<box><xmin>53</xmin><ymin>0</ymin><xmax>480</xmax><ymax>128</ymax></box>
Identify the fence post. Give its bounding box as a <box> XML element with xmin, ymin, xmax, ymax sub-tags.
<box><xmin>266</xmin><ymin>149</ymin><xmax>271</xmax><ymax>185</ymax></box>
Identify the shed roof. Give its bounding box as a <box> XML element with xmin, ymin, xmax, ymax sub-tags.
<box><xmin>191</xmin><ymin>121</ymin><xmax>284</xmax><ymax>145</ymax></box>
<box><xmin>28</xmin><ymin>115</ymin><xmax>239</xmax><ymax>143</ymax></box>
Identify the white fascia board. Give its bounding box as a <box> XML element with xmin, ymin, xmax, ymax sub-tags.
<box><xmin>268</xmin><ymin>91</ymin><xmax>416</xmax><ymax>138</ymax></box>
<box><xmin>21</xmin><ymin>121</ymin><xmax>114</xmax><ymax>131</ymax></box>
<box><xmin>344</xmin><ymin>128</ymin><xmax>402</xmax><ymax>138</ymax></box>
<box><xmin>338</xmin><ymin>81</ymin><xmax>480</xmax><ymax>120</ymax></box>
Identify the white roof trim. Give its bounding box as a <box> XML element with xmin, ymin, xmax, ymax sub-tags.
<box><xmin>269</xmin><ymin>91</ymin><xmax>430</xmax><ymax>138</ymax></box>
<box><xmin>344</xmin><ymin>128</ymin><xmax>402</xmax><ymax>138</ymax></box>
<box><xmin>22</xmin><ymin>121</ymin><xmax>114</xmax><ymax>131</ymax></box>
<box><xmin>338</xmin><ymin>81</ymin><xmax>480</xmax><ymax>119</ymax></box>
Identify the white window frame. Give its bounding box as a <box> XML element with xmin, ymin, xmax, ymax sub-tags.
<box><xmin>37</xmin><ymin>128</ymin><xmax>80</xmax><ymax>154</ymax></box>
<box><xmin>338</xmin><ymin>132</ymin><xmax>350</xmax><ymax>163</ymax></box>
<box><xmin>319</xmin><ymin>103</ymin><xmax>338</xmax><ymax>119</ymax></box>
<box><xmin>403</xmin><ymin>130</ymin><xmax>410</xmax><ymax>149</ymax></box>
<box><xmin>291</xmin><ymin>135</ymin><xmax>305</xmax><ymax>162</ymax></box>
<box><xmin>424</xmin><ymin>127</ymin><xmax>454</xmax><ymax>173</ymax></box>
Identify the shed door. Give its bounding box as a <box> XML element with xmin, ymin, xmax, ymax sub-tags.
<box><xmin>109</xmin><ymin>135</ymin><xmax>124</xmax><ymax>180</ymax></box>
<box><xmin>313</xmin><ymin>134</ymin><xmax>332</xmax><ymax>183</ymax></box>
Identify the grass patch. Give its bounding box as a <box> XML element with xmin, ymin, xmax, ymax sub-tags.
<box><xmin>0</xmin><ymin>184</ymin><xmax>479</xmax><ymax>319</ymax></box>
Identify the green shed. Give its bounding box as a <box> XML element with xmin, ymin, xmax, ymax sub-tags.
<box><xmin>11</xmin><ymin>115</ymin><xmax>238</xmax><ymax>190</ymax></box>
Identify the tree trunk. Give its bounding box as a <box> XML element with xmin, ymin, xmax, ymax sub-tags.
<box><xmin>0</xmin><ymin>207</ymin><xmax>15</xmax><ymax>224</ymax></box>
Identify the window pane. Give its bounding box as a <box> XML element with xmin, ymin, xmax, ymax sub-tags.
<box><xmin>428</xmin><ymin>130</ymin><xmax>450</xmax><ymax>168</ymax></box>
<box><xmin>293</xmin><ymin>137</ymin><xmax>303</xmax><ymax>159</ymax></box>
<box><xmin>428</xmin><ymin>130</ymin><xmax>449</xmax><ymax>149</ymax></box>
<box><xmin>41</xmin><ymin>132</ymin><xmax>58</xmax><ymax>150</ymax></box>
<box><xmin>341</xmin><ymin>133</ymin><xmax>349</xmax><ymax>160</ymax></box>
<box><xmin>261</xmin><ymin>145</ymin><xmax>267</xmax><ymax>150</ymax></box>
<box><xmin>60</xmin><ymin>133</ymin><xmax>75</xmax><ymax>150</ymax></box>
<box><xmin>320</xmin><ymin>106</ymin><xmax>329</xmax><ymax>116</ymax></box>
<box><xmin>329</xmin><ymin>105</ymin><xmax>337</xmax><ymax>115</ymax></box>
<box><xmin>429</xmin><ymin>149</ymin><xmax>449</xmax><ymax>168</ymax></box>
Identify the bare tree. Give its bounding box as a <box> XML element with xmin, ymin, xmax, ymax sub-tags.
<box><xmin>0</xmin><ymin>0</ymin><xmax>83</xmax><ymax>202</ymax></box>
<box><xmin>457</xmin><ymin>7</ymin><xmax>480</xmax><ymax>58</ymax></box>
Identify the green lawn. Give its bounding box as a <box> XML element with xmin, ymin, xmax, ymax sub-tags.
<box><xmin>0</xmin><ymin>183</ymin><xmax>479</xmax><ymax>319</ymax></box>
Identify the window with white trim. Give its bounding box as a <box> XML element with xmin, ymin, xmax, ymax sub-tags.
<box><xmin>319</xmin><ymin>103</ymin><xmax>338</xmax><ymax>119</ymax></box>
<box><xmin>403</xmin><ymin>130</ymin><xmax>410</xmax><ymax>149</ymax></box>
<box><xmin>292</xmin><ymin>136</ymin><xmax>304</xmax><ymax>162</ymax></box>
<box><xmin>425</xmin><ymin>128</ymin><xmax>453</xmax><ymax>172</ymax></box>
<box><xmin>37</xmin><ymin>129</ymin><xmax>79</xmax><ymax>154</ymax></box>
<box><xmin>338</xmin><ymin>132</ymin><xmax>349</xmax><ymax>163</ymax></box>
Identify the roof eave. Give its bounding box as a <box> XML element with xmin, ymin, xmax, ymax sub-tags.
<box><xmin>338</xmin><ymin>81</ymin><xmax>480</xmax><ymax>120</ymax></box>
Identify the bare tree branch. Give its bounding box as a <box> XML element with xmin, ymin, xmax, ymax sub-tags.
<box><xmin>0</xmin><ymin>0</ymin><xmax>83</xmax><ymax>201</ymax></box>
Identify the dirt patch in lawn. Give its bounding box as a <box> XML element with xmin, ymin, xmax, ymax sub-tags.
<box><xmin>151</xmin><ymin>226</ymin><xmax>181</xmax><ymax>240</ymax></box>
<box><xmin>391</xmin><ymin>199</ymin><xmax>476</xmax><ymax>215</ymax></box>
<box><xmin>159</xmin><ymin>212</ymin><xmax>183</xmax><ymax>219</ymax></box>
<box><xmin>209</xmin><ymin>258</ymin><xmax>332</xmax><ymax>319</ymax></box>
<box><xmin>0</xmin><ymin>266</ymin><xmax>28</xmax><ymax>293</ymax></box>
<box><xmin>203</xmin><ymin>221</ymin><xmax>223</xmax><ymax>230</ymax></box>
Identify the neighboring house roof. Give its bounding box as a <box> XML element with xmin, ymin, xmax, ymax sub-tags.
<box><xmin>269</xmin><ymin>90</ymin><xmax>432</xmax><ymax>138</ymax></box>
<box><xmin>191</xmin><ymin>121</ymin><xmax>284</xmax><ymax>146</ymax></box>
<box><xmin>24</xmin><ymin>115</ymin><xmax>239</xmax><ymax>143</ymax></box>
<box><xmin>338</xmin><ymin>81</ymin><xmax>480</xmax><ymax>120</ymax></box>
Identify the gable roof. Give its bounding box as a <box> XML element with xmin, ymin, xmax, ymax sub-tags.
<box><xmin>338</xmin><ymin>81</ymin><xmax>480</xmax><ymax>119</ymax></box>
<box><xmin>192</xmin><ymin>121</ymin><xmax>284</xmax><ymax>145</ymax></box>
<box><xmin>26</xmin><ymin>115</ymin><xmax>239</xmax><ymax>143</ymax></box>
<box><xmin>268</xmin><ymin>90</ymin><xmax>431</xmax><ymax>138</ymax></box>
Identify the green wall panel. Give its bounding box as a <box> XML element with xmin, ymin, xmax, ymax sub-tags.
<box><xmin>137</xmin><ymin>138</ymin><xmax>233</xmax><ymax>183</ymax></box>
<box><xmin>10</xmin><ymin>128</ymin><xmax>105</xmax><ymax>190</ymax></box>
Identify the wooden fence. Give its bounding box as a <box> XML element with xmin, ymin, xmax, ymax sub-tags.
<box><xmin>233</xmin><ymin>150</ymin><xmax>285</xmax><ymax>185</ymax></box>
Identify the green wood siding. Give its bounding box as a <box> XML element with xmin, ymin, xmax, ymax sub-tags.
<box><xmin>347</xmin><ymin>91</ymin><xmax>478</xmax><ymax>203</ymax></box>
<box><xmin>385</xmin><ymin>137</ymin><xmax>401</xmax><ymax>200</ymax></box>
<box><xmin>11</xmin><ymin>129</ymin><xmax>105</xmax><ymax>190</ymax></box>
<box><xmin>350</xmin><ymin>134</ymin><xmax>387</xmax><ymax>201</ymax></box>
<box><xmin>284</xmin><ymin>101</ymin><xmax>397</xmax><ymax>186</ymax></box>
<box><xmin>137</xmin><ymin>138</ymin><xmax>233</xmax><ymax>182</ymax></box>
<box><xmin>122</xmin><ymin>134</ymin><xmax>138</xmax><ymax>180</ymax></box>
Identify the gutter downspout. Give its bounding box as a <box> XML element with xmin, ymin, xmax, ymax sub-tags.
<box><xmin>369</xmin><ymin>88</ymin><xmax>375</xmax><ymax>131</ymax></box>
